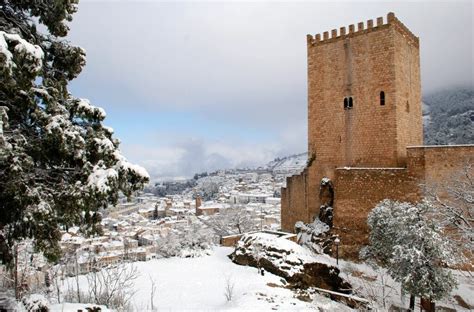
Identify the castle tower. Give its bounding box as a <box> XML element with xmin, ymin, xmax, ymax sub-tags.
<box><xmin>282</xmin><ymin>12</ymin><xmax>423</xmax><ymax>234</ymax></box>
<box><xmin>282</xmin><ymin>13</ymin><xmax>474</xmax><ymax>259</ymax></box>
<box><xmin>307</xmin><ymin>12</ymin><xmax>422</xmax><ymax>171</ymax></box>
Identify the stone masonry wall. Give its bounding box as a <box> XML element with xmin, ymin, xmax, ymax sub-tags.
<box><xmin>331</xmin><ymin>145</ymin><xmax>473</xmax><ymax>260</ymax></box>
<box><xmin>281</xmin><ymin>169</ymin><xmax>308</xmax><ymax>232</ymax></box>
<box><xmin>394</xmin><ymin>23</ymin><xmax>423</xmax><ymax>165</ymax></box>
<box><xmin>407</xmin><ymin>145</ymin><xmax>474</xmax><ymax>184</ymax></box>
<box><xmin>333</xmin><ymin>168</ymin><xmax>421</xmax><ymax>259</ymax></box>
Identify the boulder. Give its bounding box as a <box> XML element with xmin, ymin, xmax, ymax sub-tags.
<box><xmin>229</xmin><ymin>233</ymin><xmax>351</xmax><ymax>293</ymax></box>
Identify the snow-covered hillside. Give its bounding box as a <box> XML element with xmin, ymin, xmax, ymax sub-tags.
<box><xmin>61</xmin><ymin>247</ymin><xmax>350</xmax><ymax>311</ymax></box>
<box><xmin>423</xmin><ymin>87</ymin><xmax>474</xmax><ymax>145</ymax></box>
<box><xmin>265</xmin><ymin>153</ymin><xmax>307</xmax><ymax>175</ymax></box>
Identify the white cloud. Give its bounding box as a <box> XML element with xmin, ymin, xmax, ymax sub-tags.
<box><xmin>121</xmin><ymin>125</ymin><xmax>306</xmax><ymax>181</ymax></box>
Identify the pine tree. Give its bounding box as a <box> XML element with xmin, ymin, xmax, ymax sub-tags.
<box><xmin>0</xmin><ymin>0</ymin><xmax>149</xmax><ymax>265</ymax></box>
<box><xmin>364</xmin><ymin>200</ymin><xmax>458</xmax><ymax>308</ymax></box>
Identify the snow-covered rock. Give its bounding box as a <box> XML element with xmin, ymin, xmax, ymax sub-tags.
<box><xmin>295</xmin><ymin>219</ymin><xmax>337</xmax><ymax>254</ymax></box>
<box><xmin>229</xmin><ymin>233</ymin><xmax>351</xmax><ymax>293</ymax></box>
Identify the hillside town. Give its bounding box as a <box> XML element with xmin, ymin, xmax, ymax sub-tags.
<box><xmin>3</xmin><ymin>163</ymin><xmax>307</xmax><ymax>294</ymax></box>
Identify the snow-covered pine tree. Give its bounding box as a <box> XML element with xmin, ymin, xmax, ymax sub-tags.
<box><xmin>0</xmin><ymin>1</ymin><xmax>149</xmax><ymax>265</ymax></box>
<box><xmin>364</xmin><ymin>200</ymin><xmax>458</xmax><ymax>308</ymax></box>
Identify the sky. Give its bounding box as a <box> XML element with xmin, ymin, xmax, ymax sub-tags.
<box><xmin>67</xmin><ymin>0</ymin><xmax>473</xmax><ymax>180</ymax></box>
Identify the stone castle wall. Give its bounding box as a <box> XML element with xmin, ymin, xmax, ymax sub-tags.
<box><xmin>282</xmin><ymin>145</ymin><xmax>474</xmax><ymax>259</ymax></box>
<box><xmin>332</xmin><ymin>145</ymin><xmax>473</xmax><ymax>258</ymax></box>
<box><xmin>281</xmin><ymin>169</ymin><xmax>309</xmax><ymax>231</ymax></box>
<box><xmin>333</xmin><ymin>168</ymin><xmax>421</xmax><ymax>258</ymax></box>
<box><xmin>407</xmin><ymin>145</ymin><xmax>474</xmax><ymax>183</ymax></box>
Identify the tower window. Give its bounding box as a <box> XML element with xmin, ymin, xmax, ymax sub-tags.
<box><xmin>344</xmin><ymin>97</ymin><xmax>354</xmax><ymax>109</ymax></box>
<box><xmin>380</xmin><ymin>91</ymin><xmax>385</xmax><ymax>105</ymax></box>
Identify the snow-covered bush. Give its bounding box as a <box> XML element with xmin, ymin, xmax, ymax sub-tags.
<box><xmin>194</xmin><ymin>176</ymin><xmax>224</xmax><ymax>200</ymax></box>
<box><xmin>204</xmin><ymin>207</ymin><xmax>260</xmax><ymax>236</ymax></box>
<box><xmin>364</xmin><ymin>200</ymin><xmax>458</xmax><ymax>303</ymax></box>
<box><xmin>156</xmin><ymin>222</ymin><xmax>215</xmax><ymax>258</ymax></box>
<box><xmin>22</xmin><ymin>294</ymin><xmax>50</xmax><ymax>312</ymax></box>
<box><xmin>425</xmin><ymin>162</ymin><xmax>473</xmax><ymax>262</ymax></box>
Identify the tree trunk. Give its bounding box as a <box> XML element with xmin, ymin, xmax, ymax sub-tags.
<box><xmin>14</xmin><ymin>245</ymin><xmax>18</xmax><ymax>300</ymax></box>
<box><xmin>420</xmin><ymin>297</ymin><xmax>435</xmax><ymax>312</ymax></box>
<box><xmin>409</xmin><ymin>294</ymin><xmax>415</xmax><ymax>311</ymax></box>
<box><xmin>75</xmin><ymin>253</ymin><xmax>81</xmax><ymax>302</ymax></box>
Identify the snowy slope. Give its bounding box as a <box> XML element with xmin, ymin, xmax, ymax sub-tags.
<box><xmin>265</xmin><ymin>153</ymin><xmax>307</xmax><ymax>175</ymax></box>
<box><xmin>423</xmin><ymin>87</ymin><xmax>474</xmax><ymax>145</ymax></box>
<box><xmin>61</xmin><ymin>247</ymin><xmax>351</xmax><ymax>311</ymax></box>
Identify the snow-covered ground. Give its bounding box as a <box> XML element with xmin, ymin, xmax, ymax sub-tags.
<box><xmin>51</xmin><ymin>303</ymin><xmax>112</xmax><ymax>312</ymax></box>
<box><xmin>62</xmin><ymin>247</ymin><xmax>350</xmax><ymax>311</ymax></box>
<box><xmin>58</xmin><ymin>245</ymin><xmax>473</xmax><ymax>311</ymax></box>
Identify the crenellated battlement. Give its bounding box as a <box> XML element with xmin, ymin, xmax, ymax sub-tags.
<box><xmin>307</xmin><ymin>12</ymin><xmax>419</xmax><ymax>48</ymax></box>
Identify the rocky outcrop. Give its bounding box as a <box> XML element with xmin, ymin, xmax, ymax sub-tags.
<box><xmin>229</xmin><ymin>233</ymin><xmax>351</xmax><ymax>293</ymax></box>
<box><xmin>295</xmin><ymin>219</ymin><xmax>337</xmax><ymax>255</ymax></box>
<box><xmin>319</xmin><ymin>177</ymin><xmax>334</xmax><ymax>227</ymax></box>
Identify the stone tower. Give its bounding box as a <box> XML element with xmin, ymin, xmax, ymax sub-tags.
<box><xmin>282</xmin><ymin>12</ymin><xmax>423</xmax><ymax>237</ymax></box>
<box><xmin>307</xmin><ymin>12</ymin><xmax>422</xmax><ymax>172</ymax></box>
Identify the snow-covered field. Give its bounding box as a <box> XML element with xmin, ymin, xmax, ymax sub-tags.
<box><xmin>132</xmin><ymin>247</ymin><xmax>311</xmax><ymax>311</ymax></box>
<box><xmin>62</xmin><ymin>247</ymin><xmax>349</xmax><ymax>311</ymax></box>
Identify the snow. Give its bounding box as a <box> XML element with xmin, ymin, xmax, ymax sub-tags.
<box><xmin>22</xmin><ymin>294</ymin><xmax>50</xmax><ymax>312</ymax></box>
<box><xmin>62</xmin><ymin>247</ymin><xmax>349</xmax><ymax>311</ymax></box>
<box><xmin>50</xmin><ymin>303</ymin><xmax>112</xmax><ymax>312</ymax></box>
<box><xmin>76</xmin><ymin>98</ymin><xmax>106</xmax><ymax>119</ymax></box>
<box><xmin>237</xmin><ymin>232</ymin><xmax>336</xmax><ymax>278</ymax></box>
<box><xmin>36</xmin><ymin>200</ymin><xmax>51</xmax><ymax>214</ymax></box>
<box><xmin>0</xmin><ymin>32</ymin><xmax>14</xmax><ymax>70</ymax></box>
<box><xmin>243</xmin><ymin>233</ymin><xmax>314</xmax><ymax>261</ymax></box>
<box><xmin>338</xmin><ymin>258</ymin><xmax>473</xmax><ymax>311</ymax></box>
<box><xmin>266</xmin><ymin>153</ymin><xmax>307</xmax><ymax>174</ymax></box>
<box><xmin>45</xmin><ymin>115</ymin><xmax>68</xmax><ymax>133</ymax></box>
<box><xmin>0</xmin><ymin>31</ymin><xmax>44</xmax><ymax>73</ymax></box>
<box><xmin>295</xmin><ymin>219</ymin><xmax>330</xmax><ymax>252</ymax></box>
<box><xmin>94</xmin><ymin>137</ymin><xmax>115</xmax><ymax>153</ymax></box>
<box><xmin>114</xmin><ymin>150</ymin><xmax>150</xmax><ymax>180</ymax></box>
<box><xmin>87</xmin><ymin>150</ymin><xmax>150</xmax><ymax>193</ymax></box>
<box><xmin>87</xmin><ymin>165</ymin><xmax>118</xmax><ymax>194</ymax></box>
<box><xmin>103</xmin><ymin>125</ymin><xmax>114</xmax><ymax>134</ymax></box>
<box><xmin>321</xmin><ymin>177</ymin><xmax>331</xmax><ymax>185</ymax></box>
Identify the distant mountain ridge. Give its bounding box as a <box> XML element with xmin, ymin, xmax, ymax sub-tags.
<box><xmin>423</xmin><ymin>87</ymin><xmax>474</xmax><ymax>145</ymax></box>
